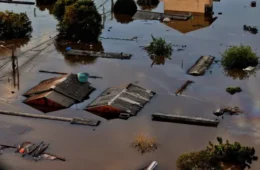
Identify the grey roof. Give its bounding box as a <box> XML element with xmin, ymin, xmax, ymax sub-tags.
<box><xmin>87</xmin><ymin>83</ymin><xmax>155</xmax><ymax>115</ymax></box>
<box><xmin>24</xmin><ymin>74</ymin><xmax>95</xmax><ymax>102</ymax></box>
<box><xmin>54</xmin><ymin>74</ymin><xmax>95</xmax><ymax>102</ymax></box>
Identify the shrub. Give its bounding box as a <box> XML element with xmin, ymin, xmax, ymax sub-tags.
<box><xmin>176</xmin><ymin>137</ymin><xmax>258</xmax><ymax>170</ymax></box>
<box><xmin>57</xmin><ymin>0</ymin><xmax>102</xmax><ymax>42</ymax></box>
<box><xmin>221</xmin><ymin>45</ymin><xmax>259</xmax><ymax>69</ymax></box>
<box><xmin>114</xmin><ymin>0</ymin><xmax>137</xmax><ymax>16</ymax></box>
<box><xmin>0</xmin><ymin>11</ymin><xmax>32</xmax><ymax>39</ymax></box>
<box><xmin>146</xmin><ymin>35</ymin><xmax>172</xmax><ymax>64</ymax></box>
<box><xmin>226</xmin><ymin>86</ymin><xmax>242</xmax><ymax>95</ymax></box>
<box><xmin>132</xmin><ymin>133</ymin><xmax>157</xmax><ymax>154</ymax></box>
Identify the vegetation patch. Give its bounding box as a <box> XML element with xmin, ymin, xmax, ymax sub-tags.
<box><xmin>226</xmin><ymin>86</ymin><xmax>242</xmax><ymax>95</ymax></box>
<box><xmin>132</xmin><ymin>133</ymin><xmax>158</xmax><ymax>154</ymax></box>
<box><xmin>0</xmin><ymin>11</ymin><xmax>32</xmax><ymax>39</ymax></box>
<box><xmin>146</xmin><ymin>35</ymin><xmax>172</xmax><ymax>66</ymax></box>
<box><xmin>177</xmin><ymin>137</ymin><xmax>258</xmax><ymax>170</ymax></box>
<box><xmin>53</xmin><ymin>0</ymin><xmax>102</xmax><ymax>42</ymax></box>
<box><xmin>243</xmin><ymin>25</ymin><xmax>258</xmax><ymax>34</ymax></box>
<box><xmin>221</xmin><ymin>45</ymin><xmax>259</xmax><ymax>69</ymax></box>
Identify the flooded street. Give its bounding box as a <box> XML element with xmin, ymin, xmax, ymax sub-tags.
<box><xmin>1</xmin><ymin>0</ymin><xmax>260</xmax><ymax>169</ymax></box>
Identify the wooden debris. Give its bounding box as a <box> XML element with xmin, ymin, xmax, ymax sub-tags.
<box><xmin>214</xmin><ymin>106</ymin><xmax>243</xmax><ymax>116</ymax></box>
<box><xmin>0</xmin><ymin>110</ymin><xmax>100</xmax><ymax>126</ymax></box>
<box><xmin>152</xmin><ymin>113</ymin><xmax>219</xmax><ymax>127</ymax></box>
<box><xmin>133</xmin><ymin>10</ymin><xmax>191</xmax><ymax>21</ymax></box>
<box><xmin>0</xmin><ymin>0</ymin><xmax>35</xmax><ymax>5</ymax></box>
<box><xmin>187</xmin><ymin>56</ymin><xmax>215</xmax><ymax>76</ymax></box>
<box><xmin>175</xmin><ymin>80</ymin><xmax>194</xmax><ymax>95</ymax></box>
<box><xmin>66</xmin><ymin>49</ymin><xmax>132</xmax><ymax>59</ymax></box>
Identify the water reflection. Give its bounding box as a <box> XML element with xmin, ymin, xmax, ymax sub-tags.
<box><xmin>114</xmin><ymin>13</ymin><xmax>134</xmax><ymax>24</ymax></box>
<box><xmin>0</xmin><ymin>38</ymin><xmax>30</xmax><ymax>58</ymax></box>
<box><xmin>36</xmin><ymin>1</ymin><xmax>54</xmax><ymax>15</ymax></box>
<box><xmin>137</xmin><ymin>0</ymin><xmax>159</xmax><ymax>10</ymax></box>
<box><xmin>224</xmin><ymin>69</ymin><xmax>257</xmax><ymax>80</ymax></box>
<box><xmin>54</xmin><ymin>38</ymin><xmax>104</xmax><ymax>65</ymax></box>
<box><xmin>114</xmin><ymin>0</ymin><xmax>137</xmax><ymax>16</ymax></box>
<box><xmin>164</xmin><ymin>14</ymin><xmax>217</xmax><ymax>33</ymax></box>
<box><xmin>150</xmin><ymin>55</ymin><xmax>171</xmax><ymax>67</ymax></box>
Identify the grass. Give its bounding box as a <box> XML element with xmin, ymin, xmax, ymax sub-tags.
<box><xmin>132</xmin><ymin>133</ymin><xmax>158</xmax><ymax>154</ymax></box>
<box><xmin>221</xmin><ymin>45</ymin><xmax>258</xmax><ymax>69</ymax></box>
<box><xmin>226</xmin><ymin>86</ymin><xmax>242</xmax><ymax>95</ymax></box>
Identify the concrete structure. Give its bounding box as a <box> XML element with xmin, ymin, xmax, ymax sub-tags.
<box><xmin>164</xmin><ymin>0</ymin><xmax>213</xmax><ymax>14</ymax></box>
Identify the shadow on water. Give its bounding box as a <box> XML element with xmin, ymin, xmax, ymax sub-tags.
<box><xmin>164</xmin><ymin>13</ymin><xmax>217</xmax><ymax>34</ymax></box>
<box><xmin>54</xmin><ymin>38</ymin><xmax>104</xmax><ymax>65</ymax></box>
<box><xmin>224</xmin><ymin>69</ymin><xmax>257</xmax><ymax>80</ymax></box>
<box><xmin>0</xmin><ymin>38</ymin><xmax>30</xmax><ymax>58</ymax></box>
<box><xmin>113</xmin><ymin>0</ymin><xmax>137</xmax><ymax>23</ymax></box>
<box><xmin>24</xmin><ymin>103</ymin><xmax>67</xmax><ymax>113</ymax></box>
<box><xmin>136</xmin><ymin>0</ymin><xmax>159</xmax><ymax>11</ymax></box>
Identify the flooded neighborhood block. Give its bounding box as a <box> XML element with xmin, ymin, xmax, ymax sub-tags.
<box><xmin>86</xmin><ymin>83</ymin><xmax>156</xmax><ymax>119</ymax></box>
<box><xmin>23</xmin><ymin>74</ymin><xmax>95</xmax><ymax>112</ymax></box>
<box><xmin>152</xmin><ymin>113</ymin><xmax>219</xmax><ymax>127</ymax></box>
<box><xmin>187</xmin><ymin>56</ymin><xmax>215</xmax><ymax>76</ymax></box>
<box><xmin>132</xmin><ymin>10</ymin><xmax>191</xmax><ymax>21</ymax></box>
<box><xmin>66</xmin><ymin>49</ymin><xmax>132</xmax><ymax>59</ymax></box>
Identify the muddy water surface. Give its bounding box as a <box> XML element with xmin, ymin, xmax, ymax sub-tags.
<box><xmin>0</xmin><ymin>0</ymin><xmax>260</xmax><ymax>169</ymax></box>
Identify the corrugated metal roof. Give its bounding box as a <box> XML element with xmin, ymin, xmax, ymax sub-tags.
<box><xmin>54</xmin><ymin>74</ymin><xmax>95</xmax><ymax>102</ymax></box>
<box><xmin>24</xmin><ymin>76</ymin><xmax>67</xmax><ymax>97</ymax></box>
<box><xmin>86</xmin><ymin>83</ymin><xmax>155</xmax><ymax>115</ymax></box>
<box><xmin>24</xmin><ymin>91</ymin><xmax>75</xmax><ymax>108</ymax></box>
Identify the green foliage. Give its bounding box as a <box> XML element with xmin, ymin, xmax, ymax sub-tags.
<box><xmin>56</xmin><ymin>0</ymin><xmax>102</xmax><ymax>42</ymax></box>
<box><xmin>177</xmin><ymin>137</ymin><xmax>258</xmax><ymax>170</ymax></box>
<box><xmin>53</xmin><ymin>0</ymin><xmax>77</xmax><ymax>21</ymax></box>
<box><xmin>146</xmin><ymin>35</ymin><xmax>172</xmax><ymax>60</ymax></box>
<box><xmin>114</xmin><ymin>0</ymin><xmax>137</xmax><ymax>16</ymax></box>
<box><xmin>0</xmin><ymin>11</ymin><xmax>32</xmax><ymax>39</ymax></box>
<box><xmin>221</xmin><ymin>45</ymin><xmax>259</xmax><ymax>69</ymax></box>
<box><xmin>176</xmin><ymin>150</ymin><xmax>221</xmax><ymax>170</ymax></box>
<box><xmin>226</xmin><ymin>86</ymin><xmax>242</xmax><ymax>95</ymax></box>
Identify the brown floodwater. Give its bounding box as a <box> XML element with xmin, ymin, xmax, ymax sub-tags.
<box><xmin>0</xmin><ymin>0</ymin><xmax>260</xmax><ymax>169</ymax></box>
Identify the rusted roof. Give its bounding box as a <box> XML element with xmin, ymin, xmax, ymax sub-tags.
<box><xmin>86</xmin><ymin>83</ymin><xmax>155</xmax><ymax>116</ymax></box>
<box><xmin>24</xmin><ymin>74</ymin><xmax>95</xmax><ymax>102</ymax></box>
<box><xmin>24</xmin><ymin>91</ymin><xmax>75</xmax><ymax>108</ymax></box>
<box><xmin>24</xmin><ymin>75</ymin><xmax>67</xmax><ymax>97</ymax></box>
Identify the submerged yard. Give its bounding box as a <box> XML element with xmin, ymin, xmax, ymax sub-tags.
<box><xmin>0</xmin><ymin>0</ymin><xmax>260</xmax><ymax>169</ymax></box>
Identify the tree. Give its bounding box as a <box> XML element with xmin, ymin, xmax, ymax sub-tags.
<box><xmin>221</xmin><ymin>45</ymin><xmax>259</xmax><ymax>69</ymax></box>
<box><xmin>0</xmin><ymin>11</ymin><xmax>32</xmax><ymax>39</ymax></box>
<box><xmin>146</xmin><ymin>36</ymin><xmax>172</xmax><ymax>66</ymax></box>
<box><xmin>57</xmin><ymin>0</ymin><xmax>102</xmax><ymax>42</ymax></box>
<box><xmin>176</xmin><ymin>137</ymin><xmax>258</xmax><ymax>170</ymax></box>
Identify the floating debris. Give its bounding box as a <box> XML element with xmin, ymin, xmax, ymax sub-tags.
<box><xmin>243</xmin><ymin>25</ymin><xmax>258</xmax><ymax>34</ymax></box>
<box><xmin>132</xmin><ymin>134</ymin><xmax>158</xmax><ymax>154</ymax></box>
<box><xmin>0</xmin><ymin>110</ymin><xmax>100</xmax><ymax>126</ymax></box>
<box><xmin>188</xmin><ymin>56</ymin><xmax>215</xmax><ymax>76</ymax></box>
<box><xmin>214</xmin><ymin>106</ymin><xmax>243</xmax><ymax>116</ymax></box>
<box><xmin>66</xmin><ymin>49</ymin><xmax>132</xmax><ymax>60</ymax></box>
<box><xmin>152</xmin><ymin>113</ymin><xmax>219</xmax><ymax>127</ymax></box>
<box><xmin>175</xmin><ymin>80</ymin><xmax>194</xmax><ymax>96</ymax></box>
<box><xmin>251</xmin><ymin>1</ymin><xmax>256</xmax><ymax>7</ymax></box>
<box><xmin>139</xmin><ymin>161</ymin><xmax>158</xmax><ymax>170</ymax></box>
<box><xmin>163</xmin><ymin>17</ymin><xmax>171</xmax><ymax>22</ymax></box>
<box><xmin>226</xmin><ymin>86</ymin><xmax>242</xmax><ymax>95</ymax></box>
<box><xmin>243</xmin><ymin>66</ymin><xmax>256</xmax><ymax>71</ymax></box>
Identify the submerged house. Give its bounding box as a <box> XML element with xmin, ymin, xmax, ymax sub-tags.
<box><xmin>85</xmin><ymin>83</ymin><xmax>155</xmax><ymax>119</ymax></box>
<box><xmin>24</xmin><ymin>73</ymin><xmax>95</xmax><ymax>113</ymax></box>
